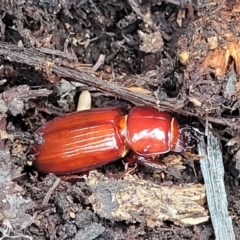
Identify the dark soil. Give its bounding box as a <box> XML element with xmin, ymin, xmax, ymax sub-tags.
<box><xmin>0</xmin><ymin>0</ymin><xmax>239</xmax><ymax>239</ymax></box>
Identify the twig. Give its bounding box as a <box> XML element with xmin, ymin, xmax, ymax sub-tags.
<box><xmin>42</xmin><ymin>177</ymin><xmax>61</xmax><ymax>206</ymax></box>
<box><xmin>92</xmin><ymin>54</ymin><xmax>105</xmax><ymax>72</ymax></box>
<box><xmin>0</xmin><ymin>41</ymin><xmax>239</xmax><ymax>129</ymax></box>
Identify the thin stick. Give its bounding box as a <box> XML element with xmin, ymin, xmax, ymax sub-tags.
<box><xmin>42</xmin><ymin>177</ymin><xmax>61</xmax><ymax>206</ymax></box>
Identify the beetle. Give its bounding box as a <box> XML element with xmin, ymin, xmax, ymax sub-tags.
<box><xmin>32</xmin><ymin>106</ymin><xmax>194</xmax><ymax>175</ymax></box>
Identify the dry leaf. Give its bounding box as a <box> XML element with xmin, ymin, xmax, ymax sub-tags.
<box><xmin>203</xmin><ymin>41</ymin><xmax>240</xmax><ymax>76</ymax></box>
<box><xmin>233</xmin><ymin>3</ymin><xmax>240</xmax><ymax>13</ymax></box>
<box><xmin>203</xmin><ymin>49</ymin><xmax>227</xmax><ymax>76</ymax></box>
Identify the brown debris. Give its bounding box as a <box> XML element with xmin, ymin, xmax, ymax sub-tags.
<box><xmin>203</xmin><ymin>41</ymin><xmax>240</xmax><ymax>77</ymax></box>
<box><xmin>138</xmin><ymin>30</ymin><xmax>164</xmax><ymax>53</ymax></box>
<box><xmin>179</xmin><ymin>1</ymin><xmax>240</xmax><ymax>78</ymax></box>
<box><xmin>0</xmin><ymin>85</ymin><xmax>52</xmax><ymax>116</ymax></box>
<box><xmin>176</xmin><ymin>0</ymin><xmax>240</xmax><ymax>141</ymax></box>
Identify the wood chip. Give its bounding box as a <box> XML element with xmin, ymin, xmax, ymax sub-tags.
<box><xmin>87</xmin><ymin>171</ymin><xmax>208</xmax><ymax>227</ymax></box>
<box><xmin>198</xmin><ymin>131</ymin><xmax>235</xmax><ymax>240</ymax></box>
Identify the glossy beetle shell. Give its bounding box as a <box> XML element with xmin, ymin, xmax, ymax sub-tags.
<box><xmin>33</xmin><ymin>108</ymin><xmax>126</xmax><ymax>175</ymax></box>
<box><xmin>32</xmin><ymin>106</ymin><xmax>182</xmax><ymax>175</ymax></box>
<box><xmin>126</xmin><ymin>106</ymin><xmax>180</xmax><ymax>155</ymax></box>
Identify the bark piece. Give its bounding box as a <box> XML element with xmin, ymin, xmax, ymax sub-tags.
<box><xmin>86</xmin><ymin>171</ymin><xmax>208</xmax><ymax>227</ymax></box>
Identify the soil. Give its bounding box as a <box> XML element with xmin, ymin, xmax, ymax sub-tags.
<box><xmin>0</xmin><ymin>0</ymin><xmax>239</xmax><ymax>239</ymax></box>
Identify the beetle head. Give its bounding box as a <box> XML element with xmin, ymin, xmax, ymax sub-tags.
<box><xmin>175</xmin><ymin>126</ymin><xmax>202</xmax><ymax>152</ymax></box>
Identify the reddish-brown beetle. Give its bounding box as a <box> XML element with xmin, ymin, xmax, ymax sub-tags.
<box><xmin>32</xmin><ymin>106</ymin><xmax>194</xmax><ymax>175</ymax></box>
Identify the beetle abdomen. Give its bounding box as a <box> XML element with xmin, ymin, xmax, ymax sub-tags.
<box><xmin>33</xmin><ymin>108</ymin><xmax>126</xmax><ymax>175</ymax></box>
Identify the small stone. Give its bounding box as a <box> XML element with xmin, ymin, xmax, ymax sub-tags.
<box><xmin>69</xmin><ymin>211</ymin><xmax>76</xmax><ymax>219</ymax></box>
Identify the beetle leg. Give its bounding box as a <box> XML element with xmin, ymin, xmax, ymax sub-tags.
<box><xmin>181</xmin><ymin>151</ymin><xmax>206</xmax><ymax>160</ymax></box>
<box><xmin>125</xmin><ymin>151</ymin><xmax>167</xmax><ymax>170</ymax></box>
<box><xmin>118</xmin><ymin>162</ymin><xmax>138</xmax><ymax>179</ymax></box>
